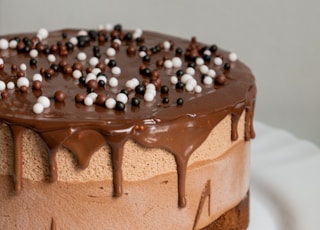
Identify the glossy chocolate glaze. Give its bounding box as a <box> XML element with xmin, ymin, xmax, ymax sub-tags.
<box><xmin>0</xmin><ymin>27</ymin><xmax>256</xmax><ymax>208</ymax></box>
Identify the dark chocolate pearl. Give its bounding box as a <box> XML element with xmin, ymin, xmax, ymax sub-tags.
<box><xmin>176</xmin><ymin>98</ymin><xmax>184</xmax><ymax>105</ymax></box>
<box><xmin>202</xmin><ymin>54</ymin><xmax>211</xmax><ymax>63</ymax></box>
<box><xmin>79</xmin><ymin>76</ymin><xmax>86</xmax><ymax>84</ymax></box>
<box><xmin>187</xmin><ymin>62</ymin><xmax>196</xmax><ymax>68</ymax></box>
<box><xmin>77</xmin><ymin>35</ymin><xmax>90</xmax><ymax>47</ymax></box>
<box><xmin>1</xmin><ymin>91</ymin><xmax>9</xmax><ymax>99</ymax></box>
<box><xmin>135</xmin><ymin>85</ymin><xmax>145</xmax><ymax>95</ymax></box>
<box><xmin>131</xmin><ymin>97</ymin><xmax>140</xmax><ymax>106</ymax></box>
<box><xmin>139</xmin><ymin>46</ymin><xmax>148</xmax><ymax>52</ymax></box>
<box><xmin>108</xmin><ymin>59</ymin><xmax>117</xmax><ymax>68</ymax></box>
<box><xmin>44</xmin><ymin>71</ymin><xmax>51</xmax><ymax>79</ymax></box>
<box><xmin>215</xmin><ymin>74</ymin><xmax>226</xmax><ymax>85</ymax></box>
<box><xmin>160</xmin><ymin>85</ymin><xmax>169</xmax><ymax>94</ymax></box>
<box><xmin>127</xmin><ymin>46</ymin><xmax>136</xmax><ymax>55</ymax></box>
<box><xmin>175</xmin><ymin>47</ymin><xmax>183</xmax><ymax>55</ymax></box>
<box><xmin>124</xmin><ymin>33</ymin><xmax>133</xmax><ymax>41</ymax></box>
<box><xmin>65</xmin><ymin>41</ymin><xmax>74</xmax><ymax>50</ymax></box>
<box><xmin>176</xmin><ymin>69</ymin><xmax>184</xmax><ymax>77</ymax></box>
<box><xmin>120</xmin><ymin>88</ymin><xmax>129</xmax><ymax>96</ymax></box>
<box><xmin>209</xmin><ymin>44</ymin><xmax>218</xmax><ymax>53</ymax></box>
<box><xmin>136</xmin><ymin>36</ymin><xmax>144</xmax><ymax>44</ymax></box>
<box><xmin>162</xmin><ymin>97</ymin><xmax>169</xmax><ymax>104</ymax></box>
<box><xmin>62</xmin><ymin>32</ymin><xmax>68</xmax><ymax>39</ymax></box>
<box><xmin>43</xmin><ymin>46</ymin><xmax>50</xmax><ymax>55</ymax></box>
<box><xmin>29</xmin><ymin>58</ymin><xmax>37</xmax><ymax>66</ymax></box>
<box><xmin>88</xmin><ymin>30</ymin><xmax>98</xmax><ymax>40</ymax></box>
<box><xmin>50</xmin><ymin>64</ymin><xmax>59</xmax><ymax>72</ymax></box>
<box><xmin>22</xmin><ymin>46</ymin><xmax>31</xmax><ymax>53</ymax></box>
<box><xmin>96</xmin><ymin>94</ymin><xmax>107</xmax><ymax>106</ymax></box>
<box><xmin>224</xmin><ymin>63</ymin><xmax>231</xmax><ymax>70</ymax></box>
<box><xmin>20</xmin><ymin>86</ymin><xmax>28</xmax><ymax>93</ymax></box>
<box><xmin>93</xmin><ymin>45</ymin><xmax>100</xmax><ymax>53</ymax></box>
<box><xmin>141</xmin><ymin>67</ymin><xmax>151</xmax><ymax>77</ymax></box>
<box><xmin>98</xmin><ymin>80</ymin><xmax>106</xmax><ymax>87</ymax></box>
<box><xmin>175</xmin><ymin>82</ymin><xmax>184</xmax><ymax>89</ymax></box>
<box><xmin>115</xmin><ymin>101</ymin><xmax>125</xmax><ymax>111</ymax></box>
<box><xmin>142</xmin><ymin>55</ymin><xmax>150</xmax><ymax>62</ymax></box>
<box><xmin>113</xmin><ymin>24</ymin><xmax>122</xmax><ymax>32</ymax></box>
<box><xmin>23</xmin><ymin>37</ymin><xmax>32</xmax><ymax>46</ymax></box>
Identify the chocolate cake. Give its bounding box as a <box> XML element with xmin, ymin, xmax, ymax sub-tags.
<box><xmin>0</xmin><ymin>24</ymin><xmax>256</xmax><ymax>229</ymax></box>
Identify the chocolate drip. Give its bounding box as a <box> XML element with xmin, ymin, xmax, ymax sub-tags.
<box><xmin>50</xmin><ymin>217</ymin><xmax>56</xmax><ymax>230</ymax></box>
<box><xmin>109</xmin><ymin>143</ymin><xmax>125</xmax><ymax>197</ymax></box>
<box><xmin>193</xmin><ymin>180</ymin><xmax>211</xmax><ymax>230</ymax></box>
<box><xmin>231</xmin><ymin>113</ymin><xmax>240</xmax><ymax>141</ymax></box>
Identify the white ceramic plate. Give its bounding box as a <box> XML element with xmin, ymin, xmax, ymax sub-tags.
<box><xmin>248</xmin><ymin>121</ymin><xmax>320</xmax><ymax>230</ymax></box>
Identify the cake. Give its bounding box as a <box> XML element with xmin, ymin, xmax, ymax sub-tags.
<box><xmin>0</xmin><ymin>24</ymin><xmax>256</xmax><ymax>229</ymax></box>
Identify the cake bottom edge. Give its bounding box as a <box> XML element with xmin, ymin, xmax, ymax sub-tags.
<box><xmin>200</xmin><ymin>191</ymin><xmax>249</xmax><ymax>230</ymax></box>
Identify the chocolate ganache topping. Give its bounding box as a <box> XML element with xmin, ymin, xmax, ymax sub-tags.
<box><xmin>0</xmin><ymin>25</ymin><xmax>256</xmax><ymax>208</ymax></box>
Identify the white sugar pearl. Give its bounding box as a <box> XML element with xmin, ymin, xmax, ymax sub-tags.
<box><xmin>203</xmin><ymin>76</ymin><xmax>213</xmax><ymax>85</ymax></box>
<box><xmin>0</xmin><ymin>39</ymin><xmax>9</xmax><ymax>50</ymax></box>
<box><xmin>116</xmin><ymin>93</ymin><xmax>128</xmax><ymax>104</ymax></box>
<box><xmin>37</xmin><ymin>28</ymin><xmax>49</xmax><ymax>40</ymax></box>
<box><xmin>195</xmin><ymin>85</ymin><xmax>202</xmax><ymax>93</ymax></box>
<box><xmin>113</xmin><ymin>38</ymin><xmax>121</xmax><ymax>45</ymax></box>
<box><xmin>133</xmin><ymin>28</ymin><xmax>143</xmax><ymax>39</ymax></box>
<box><xmin>186</xmin><ymin>78</ymin><xmax>197</xmax><ymax>87</ymax></box>
<box><xmin>186</xmin><ymin>67</ymin><xmax>195</xmax><ymax>75</ymax></box>
<box><xmin>87</xmin><ymin>92</ymin><xmax>98</xmax><ymax>101</ymax></box>
<box><xmin>106</xmin><ymin>47</ymin><xmax>116</xmax><ymax>57</ymax></box>
<box><xmin>84</xmin><ymin>96</ymin><xmax>94</xmax><ymax>106</ymax></box>
<box><xmin>29</xmin><ymin>49</ymin><xmax>38</xmax><ymax>58</ymax></box>
<box><xmin>6</xmin><ymin>81</ymin><xmax>15</xmax><ymax>90</ymax></box>
<box><xmin>214</xmin><ymin>57</ymin><xmax>223</xmax><ymax>66</ymax></box>
<box><xmin>185</xmin><ymin>83</ymin><xmax>195</xmax><ymax>92</ymax></box>
<box><xmin>9</xmin><ymin>40</ymin><xmax>18</xmax><ymax>49</ymax></box>
<box><xmin>85</xmin><ymin>73</ymin><xmax>97</xmax><ymax>83</ymax></box>
<box><xmin>139</xmin><ymin>51</ymin><xmax>147</xmax><ymax>58</ymax></box>
<box><xmin>89</xmin><ymin>57</ymin><xmax>99</xmax><ymax>66</ymax></box>
<box><xmin>37</xmin><ymin>96</ymin><xmax>50</xmax><ymax>108</ymax></box>
<box><xmin>0</xmin><ymin>58</ymin><xmax>4</xmax><ymax>65</ymax></box>
<box><xmin>181</xmin><ymin>74</ymin><xmax>193</xmax><ymax>84</ymax></box>
<box><xmin>131</xmin><ymin>78</ymin><xmax>139</xmax><ymax>87</ymax></box>
<box><xmin>47</xmin><ymin>54</ymin><xmax>56</xmax><ymax>63</ymax></box>
<box><xmin>72</xmin><ymin>70</ymin><xmax>82</xmax><ymax>79</ymax></box>
<box><xmin>104</xmin><ymin>58</ymin><xmax>110</xmax><ymax>65</ymax></box>
<box><xmin>20</xmin><ymin>63</ymin><xmax>27</xmax><ymax>71</ymax></box>
<box><xmin>164</xmin><ymin>60</ymin><xmax>173</xmax><ymax>68</ymax></box>
<box><xmin>203</xmin><ymin>50</ymin><xmax>211</xmax><ymax>56</ymax></box>
<box><xmin>70</xmin><ymin>37</ymin><xmax>78</xmax><ymax>45</ymax></box>
<box><xmin>228</xmin><ymin>52</ymin><xmax>238</xmax><ymax>62</ymax></box>
<box><xmin>109</xmin><ymin>77</ymin><xmax>118</xmax><ymax>87</ymax></box>
<box><xmin>105</xmin><ymin>98</ymin><xmax>116</xmax><ymax>109</ymax></box>
<box><xmin>78</xmin><ymin>30</ymin><xmax>88</xmax><ymax>36</ymax></box>
<box><xmin>33</xmin><ymin>73</ymin><xmax>43</xmax><ymax>82</ymax></box>
<box><xmin>33</xmin><ymin>102</ymin><xmax>44</xmax><ymax>114</ymax></box>
<box><xmin>144</xmin><ymin>92</ymin><xmax>154</xmax><ymax>102</ymax></box>
<box><xmin>172</xmin><ymin>57</ymin><xmax>182</xmax><ymax>68</ymax></box>
<box><xmin>0</xmin><ymin>80</ymin><xmax>6</xmax><ymax>91</ymax></box>
<box><xmin>97</xmin><ymin>75</ymin><xmax>107</xmax><ymax>83</ymax></box>
<box><xmin>199</xmin><ymin>65</ymin><xmax>209</xmax><ymax>74</ymax></box>
<box><xmin>125</xmin><ymin>80</ymin><xmax>135</xmax><ymax>89</ymax></box>
<box><xmin>196</xmin><ymin>57</ymin><xmax>204</xmax><ymax>66</ymax></box>
<box><xmin>105</xmin><ymin>24</ymin><xmax>113</xmax><ymax>31</ymax></box>
<box><xmin>146</xmin><ymin>83</ymin><xmax>156</xmax><ymax>91</ymax></box>
<box><xmin>163</xmin><ymin>40</ymin><xmax>171</xmax><ymax>51</ymax></box>
<box><xmin>170</xmin><ymin>76</ymin><xmax>178</xmax><ymax>84</ymax></box>
<box><xmin>146</xmin><ymin>88</ymin><xmax>156</xmax><ymax>97</ymax></box>
<box><xmin>207</xmin><ymin>69</ymin><xmax>216</xmax><ymax>78</ymax></box>
<box><xmin>17</xmin><ymin>77</ymin><xmax>29</xmax><ymax>88</ymax></box>
<box><xmin>111</xmin><ymin>66</ymin><xmax>121</xmax><ymax>75</ymax></box>
<box><xmin>77</xmin><ymin>52</ymin><xmax>87</xmax><ymax>61</ymax></box>
<box><xmin>91</xmin><ymin>68</ymin><xmax>101</xmax><ymax>75</ymax></box>
<box><xmin>98</xmin><ymin>24</ymin><xmax>104</xmax><ymax>30</ymax></box>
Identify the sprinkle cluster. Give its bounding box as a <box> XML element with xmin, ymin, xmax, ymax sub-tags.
<box><xmin>0</xmin><ymin>24</ymin><xmax>238</xmax><ymax>115</ymax></box>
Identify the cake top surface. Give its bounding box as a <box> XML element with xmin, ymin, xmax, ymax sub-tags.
<box><xmin>0</xmin><ymin>26</ymin><xmax>254</xmax><ymax>128</ymax></box>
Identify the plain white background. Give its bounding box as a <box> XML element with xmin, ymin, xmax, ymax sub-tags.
<box><xmin>1</xmin><ymin>0</ymin><xmax>319</xmax><ymax>146</ymax></box>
